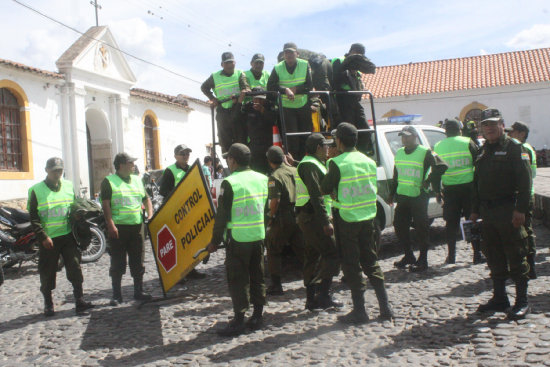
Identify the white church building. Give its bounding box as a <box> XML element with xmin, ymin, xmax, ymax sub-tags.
<box><xmin>0</xmin><ymin>26</ymin><xmax>213</xmax><ymax>202</ymax></box>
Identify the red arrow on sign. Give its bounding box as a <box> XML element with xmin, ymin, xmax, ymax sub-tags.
<box><xmin>157</xmin><ymin>224</ymin><xmax>177</xmax><ymax>273</ymax></box>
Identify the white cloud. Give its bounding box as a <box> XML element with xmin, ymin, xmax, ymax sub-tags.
<box><xmin>480</xmin><ymin>49</ymin><xmax>489</xmax><ymax>55</ymax></box>
<box><xmin>109</xmin><ymin>18</ymin><xmax>165</xmax><ymax>60</ymax></box>
<box><xmin>506</xmin><ymin>24</ymin><xmax>550</xmax><ymax>49</ymax></box>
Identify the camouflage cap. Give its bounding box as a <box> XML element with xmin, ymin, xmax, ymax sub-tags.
<box><xmin>398</xmin><ymin>125</ymin><xmax>418</xmax><ymax>137</ymax></box>
<box><xmin>443</xmin><ymin>118</ymin><xmax>462</xmax><ymax>131</ymax></box>
<box><xmin>174</xmin><ymin>144</ymin><xmax>192</xmax><ymax>155</ymax></box>
<box><xmin>222</xmin><ymin>143</ymin><xmax>250</xmax><ymax>165</ymax></box>
<box><xmin>251</xmin><ymin>53</ymin><xmax>265</xmax><ymax>63</ymax></box>
<box><xmin>113</xmin><ymin>152</ymin><xmax>137</xmax><ymax>167</ymax></box>
<box><xmin>505</xmin><ymin>121</ymin><xmax>529</xmax><ymax>133</ymax></box>
<box><xmin>306</xmin><ymin>133</ymin><xmax>331</xmax><ymax>152</ymax></box>
<box><xmin>333</xmin><ymin>122</ymin><xmax>358</xmax><ymax>139</ymax></box>
<box><xmin>348</xmin><ymin>43</ymin><xmax>366</xmax><ymax>56</ymax></box>
<box><xmin>46</xmin><ymin>157</ymin><xmax>64</xmax><ymax>170</ymax></box>
<box><xmin>266</xmin><ymin>146</ymin><xmax>284</xmax><ymax>164</ymax></box>
<box><xmin>480</xmin><ymin>108</ymin><xmax>502</xmax><ymax>123</ymax></box>
<box><xmin>283</xmin><ymin>42</ymin><xmax>297</xmax><ymax>52</ymax></box>
<box><xmin>221</xmin><ymin>52</ymin><xmax>235</xmax><ymax>63</ymax></box>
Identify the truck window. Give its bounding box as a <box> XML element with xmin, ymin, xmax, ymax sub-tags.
<box><xmin>385</xmin><ymin>131</ymin><xmax>402</xmax><ymax>155</ymax></box>
<box><xmin>423</xmin><ymin>129</ymin><xmax>446</xmax><ymax>149</ymax></box>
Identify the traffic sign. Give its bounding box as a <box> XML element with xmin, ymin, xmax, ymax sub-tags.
<box><xmin>156</xmin><ymin>225</ymin><xmax>177</xmax><ymax>273</ymax></box>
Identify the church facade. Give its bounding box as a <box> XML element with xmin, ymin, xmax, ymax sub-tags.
<box><xmin>0</xmin><ymin>26</ymin><xmax>213</xmax><ymax>201</ymax></box>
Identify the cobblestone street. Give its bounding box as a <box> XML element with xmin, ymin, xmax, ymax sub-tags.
<box><xmin>1</xmin><ymin>219</ymin><xmax>549</xmax><ymax>367</ymax></box>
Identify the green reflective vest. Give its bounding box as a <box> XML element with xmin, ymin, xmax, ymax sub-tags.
<box><xmin>106</xmin><ymin>174</ymin><xmax>145</xmax><ymax>225</ymax></box>
<box><xmin>523</xmin><ymin>142</ymin><xmax>537</xmax><ymax>196</ymax></box>
<box><xmin>28</xmin><ymin>179</ymin><xmax>74</xmax><ymax>238</ymax></box>
<box><xmin>274</xmin><ymin>59</ymin><xmax>308</xmax><ymax>108</ymax></box>
<box><xmin>244</xmin><ymin>70</ymin><xmax>270</xmax><ymax>104</ymax></box>
<box><xmin>331</xmin><ymin>56</ymin><xmax>361</xmax><ymax>91</ymax></box>
<box><xmin>295</xmin><ymin>155</ymin><xmax>332</xmax><ymax>216</ymax></box>
<box><xmin>332</xmin><ymin>151</ymin><xmax>377</xmax><ymax>222</ymax></box>
<box><xmin>167</xmin><ymin>164</ymin><xmax>187</xmax><ymax>187</ymax></box>
<box><xmin>212</xmin><ymin>69</ymin><xmax>242</xmax><ymax>109</ymax></box>
<box><xmin>225</xmin><ymin>170</ymin><xmax>268</xmax><ymax>242</ymax></box>
<box><xmin>434</xmin><ymin>136</ymin><xmax>474</xmax><ymax>186</ymax></box>
<box><xmin>395</xmin><ymin>145</ymin><xmax>429</xmax><ymax>197</ymax></box>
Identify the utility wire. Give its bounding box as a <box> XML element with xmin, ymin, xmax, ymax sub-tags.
<box><xmin>12</xmin><ymin>0</ymin><xmax>202</xmax><ymax>84</ymax></box>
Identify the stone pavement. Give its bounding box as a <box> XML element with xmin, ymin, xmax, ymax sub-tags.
<box><xmin>0</xmin><ymin>220</ymin><xmax>549</xmax><ymax>367</ymax></box>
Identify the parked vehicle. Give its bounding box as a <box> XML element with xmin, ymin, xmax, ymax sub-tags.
<box><xmin>0</xmin><ymin>206</ymin><xmax>40</xmax><ymax>284</ymax></box>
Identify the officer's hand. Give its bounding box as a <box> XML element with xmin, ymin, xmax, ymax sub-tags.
<box><xmin>107</xmin><ymin>223</ymin><xmax>119</xmax><ymax>239</ymax></box>
<box><xmin>41</xmin><ymin>237</ymin><xmax>54</xmax><ymax>250</ymax></box>
<box><xmin>206</xmin><ymin>242</ymin><xmax>218</xmax><ymax>253</ymax></box>
<box><xmin>470</xmin><ymin>213</ymin><xmax>479</xmax><ymax>222</ymax></box>
<box><xmin>284</xmin><ymin>153</ymin><xmax>295</xmax><ymax>166</ymax></box>
<box><xmin>209</xmin><ymin>99</ymin><xmax>219</xmax><ymax>107</ymax></box>
<box><xmin>436</xmin><ymin>193</ymin><xmax>443</xmax><ymax>205</ymax></box>
<box><xmin>323</xmin><ymin>223</ymin><xmax>334</xmax><ymax>237</ymax></box>
<box><xmin>285</xmin><ymin>88</ymin><xmax>295</xmax><ymax>101</ymax></box>
<box><xmin>512</xmin><ymin>210</ymin><xmax>525</xmax><ymax>228</ymax></box>
<box><xmin>387</xmin><ymin>195</ymin><xmax>394</xmax><ymax>206</ymax></box>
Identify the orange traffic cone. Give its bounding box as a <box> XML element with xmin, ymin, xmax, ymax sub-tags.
<box><xmin>273</xmin><ymin>125</ymin><xmax>282</xmax><ymax>148</ymax></box>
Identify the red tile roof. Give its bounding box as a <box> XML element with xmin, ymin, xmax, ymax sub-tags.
<box><xmin>130</xmin><ymin>88</ymin><xmax>208</xmax><ymax>109</ymax></box>
<box><xmin>362</xmin><ymin>48</ymin><xmax>550</xmax><ymax>98</ymax></box>
<box><xmin>0</xmin><ymin>58</ymin><xmax>63</xmax><ymax>79</ymax></box>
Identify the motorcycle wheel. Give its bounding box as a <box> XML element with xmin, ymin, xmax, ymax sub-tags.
<box><xmin>80</xmin><ymin>227</ymin><xmax>107</xmax><ymax>263</ymax></box>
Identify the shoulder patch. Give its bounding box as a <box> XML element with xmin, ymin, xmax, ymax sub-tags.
<box><xmin>521</xmin><ymin>153</ymin><xmax>530</xmax><ymax>161</ymax></box>
<box><xmin>268</xmin><ymin>180</ymin><xmax>276</xmax><ymax>188</ymax></box>
<box><xmin>494</xmin><ymin>151</ymin><xmax>507</xmax><ymax>156</ymax></box>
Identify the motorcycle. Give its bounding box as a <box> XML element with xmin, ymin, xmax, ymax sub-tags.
<box><xmin>0</xmin><ymin>206</ymin><xmax>40</xmax><ymax>285</ymax></box>
<box><xmin>70</xmin><ymin>198</ymin><xmax>107</xmax><ymax>263</ymax></box>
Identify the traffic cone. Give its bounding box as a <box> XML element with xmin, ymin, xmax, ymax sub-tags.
<box><xmin>273</xmin><ymin>125</ymin><xmax>283</xmax><ymax>148</ymax></box>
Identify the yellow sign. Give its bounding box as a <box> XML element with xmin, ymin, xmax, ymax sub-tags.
<box><xmin>147</xmin><ymin>160</ymin><xmax>215</xmax><ymax>294</ymax></box>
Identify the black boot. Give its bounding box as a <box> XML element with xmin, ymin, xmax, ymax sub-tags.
<box><xmin>472</xmin><ymin>240</ymin><xmax>486</xmax><ymax>264</ymax></box>
<box><xmin>266</xmin><ymin>275</ymin><xmax>284</xmax><ymax>296</ymax></box>
<box><xmin>507</xmin><ymin>278</ymin><xmax>530</xmax><ymax>320</ymax></box>
<box><xmin>305</xmin><ymin>285</ymin><xmax>319</xmax><ymax>311</ymax></box>
<box><xmin>133</xmin><ymin>277</ymin><xmax>152</xmax><ymax>301</ymax></box>
<box><xmin>410</xmin><ymin>250</ymin><xmax>428</xmax><ymax>272</ymax></box>
<box><xmin>338</xmin><ymin>290</ymin><xmax>369</xmax><ymax>324</ymax></box>
<box><xmin>246</xmin><ymin>304</ymin><xmax>264</xmax><ymax>330</ymax></box>
<box><xmin>110</xmin><ymin>275</ymin><xmax>123</xmax><ymax>306</ymax></box>
<box><xmin>73</xmin><ymin>284</ymin><xmax>94</xmax><ymax>315</ymax></box>
<box><xmin>217</xmin><ymin>312</ymin><xmax>246</xmax><ymax>337</ymax></box>
<box><xmin>477</xmin><ymin>279</ymin><xmax>510</xmax><ymax>313</ymax></box>
<box><xmin>43</xmin><ymin>291</ymin><xmax>54</xmax><ymax>317</ymax></box>
<box><xmin>527</xmin><ymin>253</ymin><xmax>537</xmax><ymax>279</ymax></box>
<box><xmin>316</xmin><ymin>278</ymin><xmax>343</xmax><ymax>309</ymax></box>
<box><xmin>445</xmin><ymin>243</ymin><xmax>456</xmax><ymax>264</ymax></box>
<box><xmin>371</xmin><ymin>278</ymin><xmax>394</xmax><ymax>320</ymax></box>
<box><xmin>394</xmin><ymin>253</ymin><xmax>416</xmax><ymax>269</ymax></box>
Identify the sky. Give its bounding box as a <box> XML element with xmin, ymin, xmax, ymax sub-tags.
<box><xmin>1</xmin><ymin>0</ymin><xmax>550</xmax><ymax>99</ymax></box>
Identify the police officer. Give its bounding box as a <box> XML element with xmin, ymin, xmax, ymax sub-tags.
<box><xmin>201</xmin><ymin>52</ymin><xmax>250</xmax><ymax>152</ymax></box>
<box><xmin>28</xmin><ymin>157</ymin><xmax>94</xmax><ymax>316</ymax></box>
<box><xmin>434</xmin><ymin>119</ymin><xmax>484</xmax><ymax>264</ymax></box>
<box><xmin>160</xmin><ymin>144</ymin><xmax>207</xmax><ymax>279</ymax></box>
<box><xmin>331</xmin><ymin>44</ymin><xmax>375</xmax><ymax>153</ymax></box>
<box><xmin>159</xmin><ymin>144</ymin><xmax>192</xmax><ymax>199</ymax></box>
<box><xmin>267</xmin><ymin>42</ymin><xmax>313</xmax><ymax>160</ymax></box>
<box><xmin>244</xmin><ymin>53</ymin><xmax>270</xmax><ymax>103</ymax></box>
<box><xmin>321</xmin><ymin>123</ymin><xmax>393</xmax><ymax>324</ymax></box>
<box><xmin>265</xmin><ymin>146</ymin><xmax>304</xmax><ymax>295</ymax></box>
<box><xmin>101</xmin><ymin>153</ymin><xmax>153</xmax><ymax>306</ymax></box>
<box><xmin>206</xmin><ymin>143</ymin><xmax>268</xmax><ymax>336</ymax></box>
<box><xmin>506</xmin><ymin>121</ymin><xmax>537</xmax><ymax>279</ymax></box>
<box><xmin>243</xmin><ymin>87</ymin><xmax>277</xmax><ymax>175</ymax></box>
<box><xmin>295</xmin><ymin>133</ymin><xmax>341</xmax><ymax>311</ymax></box>
<box><xmin>471</xmin><ymin>108</ymin><xmax>532</xmax><ymax>320</ymax></box>
<box><xmin>389</xmin><ymin>125</ymin><xmax>447</xmax><ymax>272</ymax></box>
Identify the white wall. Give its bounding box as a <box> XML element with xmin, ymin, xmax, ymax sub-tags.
<box><xmin>0</xmin><ymin>67</ymin><xmax>64</xmax><ymax>200</ymax></box>
<box><xmin>128</xmin><ymin>98</ymin><xmax>215</xmax><ymax>171</ymax></box>
<box><xmin>367</xmin><ymin>82</ymin><xmax>550</xmax><ymax>149</ymax></box>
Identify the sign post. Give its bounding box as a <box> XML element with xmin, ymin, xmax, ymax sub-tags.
<box><xmin>147</xmin><ymin>159</ymin><xmax>216</xmax><ymax>298</ymax></box>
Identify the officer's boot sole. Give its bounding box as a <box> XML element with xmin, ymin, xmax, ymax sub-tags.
<box><xmin>507</xmin><ymin>304</ymin><xmax>531</xmax><ymax>320</ymax></box>
<box><xmin>338</xmin><ymin>310</ymin><xmax>369</xmax><ymax>325</ymax></box>
<box><xmin>477</xmin><ymin>298</ymin><xmax>511</xmax><ymax>313</ymax></box>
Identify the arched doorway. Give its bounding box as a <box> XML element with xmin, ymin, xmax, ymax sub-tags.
<box><xmin>85</xmin><ymin>108</ymin><xmax>111</xmax><ymax>197</ymax></box>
